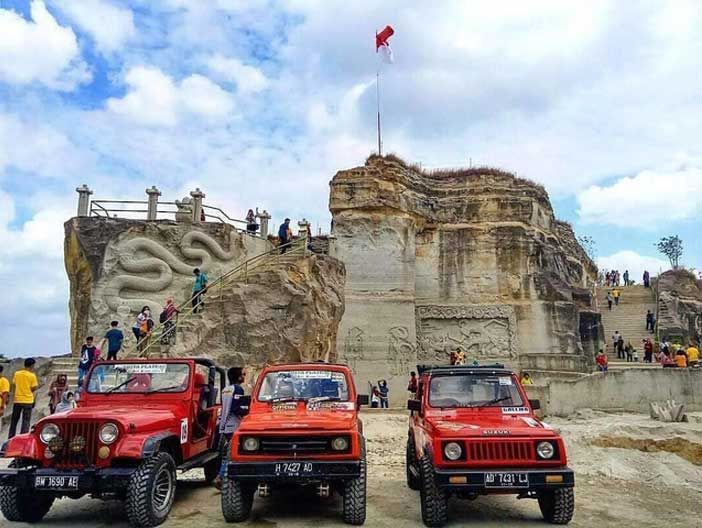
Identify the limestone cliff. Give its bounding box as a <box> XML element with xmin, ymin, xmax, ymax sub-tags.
<box><xmin>329</xmin><ymin>155</ymin><xmax>600</xmax><ymax>400</ymax></box>
<box><xmin>656</xmin><ymin>269</ymin><xmax>702</xmax><ymax>343</ymax></box>
<box><xmin>64</xmin><ymin>217</ymin><xmax>271</xmax><ymax>355</ymax></box>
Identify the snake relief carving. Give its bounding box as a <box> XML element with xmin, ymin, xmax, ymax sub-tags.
<box><xmin>103</xmin><ymin>230</ymin><xmax>242</xmax><ymax>311</ymax></box>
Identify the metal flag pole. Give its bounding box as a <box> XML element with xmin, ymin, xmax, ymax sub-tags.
<box><xmin>376</xmin><ymin>69</ymin><xmax>382</xmax><ymax>156</ymax></box>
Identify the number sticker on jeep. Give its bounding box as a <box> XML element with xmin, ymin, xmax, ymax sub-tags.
<box><xmin>116</xmin><ymin>363</ymin><xmax>168</xmax><ymax>374</ymax></box>
<box><xmin>180</xmin><ymin>418</ymin><xmax>188</xmax><ymax>444</ymax></box>
<box><xmin>502</xmin><ymin>406</ymin><xmax>530</xmax><ymax>414</ymax></box>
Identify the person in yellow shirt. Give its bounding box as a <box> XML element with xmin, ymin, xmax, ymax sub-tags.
<box><xmin>0</xmin><ymin>364</ymin><xmax>10</xmax><ymax>419</ymax></box>
<box><xmin>686</xmin><ymin>343</ymin><xmax>700</xmax><ymax>367</ymax></box>
<box><xmin>9</xmin><ymin>358</ymin><xmax>39</xmax><ymax>439</ymax></box>
<box><xmin>520</xmin><ymin>372</ymin><xmax>534</xmax><ymax>385</ymax></box>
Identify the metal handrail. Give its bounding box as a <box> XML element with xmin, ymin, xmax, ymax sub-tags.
<box><xmin>136</xmin><ymin>238</ymin><xmax>307</xmax><ymax>358</ymax></box>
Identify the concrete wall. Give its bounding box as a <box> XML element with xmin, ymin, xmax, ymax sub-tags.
<box><xmin>529</xmin><ymin>369</ymin><xmax>702</xmax><ymax>417</ymax></box>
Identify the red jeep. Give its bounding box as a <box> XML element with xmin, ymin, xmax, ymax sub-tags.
<box><xmin>221</xmin><ymin>363</ymin><xmax>369</xmax><ymax>525</ymax></box>
<box><xmin>407</xmin><ymin>364</ymin><xmax>575</xmax><ymax>526</ymax></box>
<box><xmin>0</xmin><ymin>358</ymin><xmax>229</xmax><ymax>527</ymax></box>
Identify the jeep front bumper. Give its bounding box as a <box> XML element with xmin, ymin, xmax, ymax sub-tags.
<box><xmin>227</xmin><ymin>460</ymin><xmax>361</xmax><ymax>481</ymax></box>
<box><xmin>433</xmin><ymin>467</ymin><xmax>574</xmax><ymax>492</ymax></box>
<box><xmin>0</xmin><ymin>467</ymin><xmax>136</xmax><ymax>495</ymax></box>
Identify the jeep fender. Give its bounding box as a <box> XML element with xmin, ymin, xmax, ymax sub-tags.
<box><xmin>2</xmin><ymin>434</ymin><xmax>41</xmax><ymax>460</ymax></box>
<box><xmin>114</xmin><ymin>431</ymin><xmax>182</xmax><ymax>461</ymax></box>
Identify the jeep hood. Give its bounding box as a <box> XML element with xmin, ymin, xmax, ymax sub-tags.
<box><xmin>240</xmin><ymin>409</ymin><xmax>357</xmax><ymax>432</ymax></box>
<box><xmin>425</xmin><ymin>410</ymin><xmax>558</xmax><ymax>438</ymax></box>
<box><xmin>47</xmin><ymin>405</ymin><xmax>179</xmax><ymax>431</ymax></box>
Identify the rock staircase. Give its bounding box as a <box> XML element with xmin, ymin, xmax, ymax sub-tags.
<box><xmin>597</xmin><ymin>285</ymin><xmax>656</xmax><ymax>364</ymax></box>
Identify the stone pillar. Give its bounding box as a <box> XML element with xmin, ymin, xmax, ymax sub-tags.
<box><xmin>146</xmin><ymin>186</ymin><xmax>161</xmax><ymax>221</ymax></box>
<box><xmin>256</xmin><ymin>209</ymin><xmax>271</xmax><ymax>237</ymax></box>
<box><xmin>75</xmin><ymin>184</ymin><xmax>93</xmax><ymax>217</ymax></box>
<box><xmin>298</xmin><ymin>218</ymin><xmax>311</xmax><ymax>237</ymax></box>
<box><xmin>190</xmin><ymin>188</ymin><xmax>205</xmax><ymax>223</ymax></box>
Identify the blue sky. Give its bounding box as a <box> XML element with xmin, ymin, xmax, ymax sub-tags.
<box><xmin>0</xmin><ymin>0</ymin><xmax>701</xmax><ymax>357</ymax></box>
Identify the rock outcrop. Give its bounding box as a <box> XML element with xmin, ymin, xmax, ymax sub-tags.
<box><xmin>64</xmin><ymin>217</ymin><xmax>271</xmax><ymax>355</ymax></box>
<box><xmin>656</xmin><ymin>269</ymin><xmax>702</xmax><ymax>343</ymax></box>
<box><xmin>329</xmin><ymin>155</ymin><xmax>600</xmax><ymax>401</ymax></box>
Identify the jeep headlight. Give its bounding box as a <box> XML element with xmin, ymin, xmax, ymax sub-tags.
<box><xmin>444</xmin><ymin>442</ymin><xmax>463</xmax><ymax>461</ymax></box>
<box><xmin>536</xmin><ymin>441</ymin><xmax>555</xmax><ymax>459</ymax></box>
<box><xmin>40</xmin><ymin>423</ymin><xmax>60</xmax><ymax>445</ymax></box>
<box><xmin>99</xmin><ymin>423</ymin><xmax>119</xmax><ymax>445</ymax></box>
<box><xmin>242</xmin><ymin>437</ymin><xmax>260</xmax><ymax>452</ymax></box>
<box><xmin>331</xmin><ymin>436</ymin><xmax>349</xmax><ymax>451</ymax></box>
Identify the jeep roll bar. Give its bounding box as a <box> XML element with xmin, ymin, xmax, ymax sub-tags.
<box><xmin>416</xmin><ymin>364</ymin><xmax>510</xmax><ymax>376</ymax></box>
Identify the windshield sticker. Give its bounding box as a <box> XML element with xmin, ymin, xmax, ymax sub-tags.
<box><xmin>285</xmin><ymin>370</ymin><xmax>340</xmax><ymax>379</ymax></box>
<box><xmin>498</xmin><ymin>377</ymin><xmax>513</xmax><ymax>386</ymax></box>
<box><xmin>331</xmin><ymin>402</ymin><xmax>355</xmax><ymax>411</ymax></box>
<box><xmin>117</xmin><ymin>364</ymin><xmax>168</xmax><ymax>374</ymax></box>
<box><xmin>272</xmin><ymin>402</ymin><xmax>298</xmax><ymax>412</ymax></box>
<box><xmin>502</xmin><ymin>406</ymin><xmax>530</xmax><ymax>414</ymax></box>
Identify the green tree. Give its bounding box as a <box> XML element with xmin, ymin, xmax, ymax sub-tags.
<box><xmin>656</xmin><ymin>235</ymin><xmax>683</xmax><ymax>269</ymax></box>
<box><xmin>578</xmin><ymin>235</ymin><xmax>597</xmax><ymax>262</ymax></box>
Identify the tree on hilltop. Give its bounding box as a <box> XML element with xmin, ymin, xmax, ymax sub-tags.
<box><xmin>656</xmin><ymin>235</ymin><xmax>683</xmax><ymax>270</ymax></box>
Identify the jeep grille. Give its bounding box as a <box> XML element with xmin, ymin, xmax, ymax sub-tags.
<box><xmin>466</xmin><ymin>440</ymin><xmax>534</xmax><ymax>462</ymax></box>
<box><xmin>52</xmin><ymin>421</ymin><xmax>100</xmax><ymax>468</ymax></box>
<box><xmin>254</xmin><ymin>435</ymin><xmax>349</xmax><ymax>456</ymax></box>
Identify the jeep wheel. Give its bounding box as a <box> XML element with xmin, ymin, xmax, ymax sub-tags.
<box><xmin>0</xmin><ymin>461</ymin><xmax>54</xmax><ymax>523</ymax></box>
<box><xmin>126</xmin><ymin>452</ymin><xmax>177</xmax><ymax>527</ymax></box>
<box><xmin>342</xmin><ymin>444</ymin><xmax>367</xmax><ymax>525</ymax></box>
<box><xmin>419</xmin><ymin>455</ymin><xmax>448</xmax><ymax>527</ymax></box>
<box><xmin>538</xmin><ymin>488</ymin><xmax>575</xmax><ymax>525</ymax></box>
<box><xmin>221</xmin><ymin>465</ymin><xmax>254</xmax><ymax>522</ymax></box>
<box><xmin>406</xmin><ymin>438</ymin><xmax>420</xmax><ymax>491</ymax></box>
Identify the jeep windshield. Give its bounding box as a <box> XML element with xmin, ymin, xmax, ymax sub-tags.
<box><xmin>86</xmin><ymin>363</ymin><xmax>191</xmax><ymax>394</ymax></box>
<box><xmin>257</xmin><ymin>370</ymin><xmax>350</xmax><ymax>402</ymax></box>
<box><xmin>428</xmin><ymin>373</ymin><xmax>524</xmax><ymax>408</ymax></box>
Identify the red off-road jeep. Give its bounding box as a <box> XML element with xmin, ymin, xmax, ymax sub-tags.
<box><xmin>221</xmin><ymin>363</ymin><xmax>369</xmax><ymax>525</ymax></box>
<box><xmin>407</xmin><ymin>364</ymin><xmax>575</xmax><ymax>527</ymax></box>
<box><xmin>0</xmin><ymin>358</ymin><xmax>230</xmax><ymax>527</ymax></box>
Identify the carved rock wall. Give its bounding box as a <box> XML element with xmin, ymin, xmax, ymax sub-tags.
<box><xmin>330</xmin><ymin>156</ymin><xmax>600</xmax><ymax>403</ymax></box>
<box><xmin>656</xmin><ymin>269</ymin><xmax>702</xmax><ymax>343</ymax></box>
<box><xmin>64</xmin><ymin>217</ymin><xmax>271</xmax><ymax>355</ymax></box>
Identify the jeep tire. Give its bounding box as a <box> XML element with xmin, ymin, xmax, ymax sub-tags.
<box><xmin>126</xmin><ymin>452</ymin><xmax>177</xmax><ymax>527</ymax></box>
<box><xmin>221</xmin><ymin>465</ymin><xmax>254</xmax><ymax>522</ymax></box>
<box><xmin>538</xmin><ymin>488</ymin><xmax>575</xmax><ymax>525</ymax></box>
<box><xmin>342</xmin><ymin>444</ymin><xmax>367</xmax><ymax>525</ymax></box>
<box><xmin>406</xmin><ymin>438</ymin><xmax>420</xmax><ymax>491</ymax></box>
<box><xmin>0</xmin><ymin>461</ymin><xmax>54</xmax><ymax>523</ymax></box>
<box><xmin>419</xmin><ymin>455</ymin><xmax>448</xmax><ymax>527</ymax></box>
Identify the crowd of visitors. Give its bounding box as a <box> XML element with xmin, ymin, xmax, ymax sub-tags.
<box><xmin>599</xmin><ymin>269</ymin><xmax>652</xmax><ymax>288</ymax></box>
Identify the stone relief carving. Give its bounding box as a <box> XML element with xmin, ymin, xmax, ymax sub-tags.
<box><xmin>415</xmin><ymin>305</ymin><xmax>518</xmax><ymax>362</ymax></box>
<box><xmin>343</xmin><ymin>327</ymin><xmax>365</xmax><ymax>373</ymax></box>
<box><xmin>387</xmin><ymin>326</ymin><xmax>415</xmax><ymax>376</ymax></box>
<box><xmin>103</xmin><ymin>230</ymin><xmax>241</xmax><ymax>311</ymax></box>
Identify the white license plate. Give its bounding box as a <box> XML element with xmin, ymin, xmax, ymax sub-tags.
<box><xmin>34</xmin><ymin>475</ymin><xmax>79</xmax><ymax>490</ymax></box>
<box><xmin>274</xmin><ymin>462</ymin><xmax>314</xmax><ymax>476</ymax></box>
<box><xmin>484</xmin><ymin>472</ymin><xmax>529</xmax><ymax>488</ymax></box>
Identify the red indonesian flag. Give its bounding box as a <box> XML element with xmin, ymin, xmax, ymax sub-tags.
<box><xmin>376</xmin><ymin>25</ymin><xmax>394</xmax><ymax>63</ymax></box>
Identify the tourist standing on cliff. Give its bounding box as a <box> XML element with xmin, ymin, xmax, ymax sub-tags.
<box><xmin>192</xmin><ymin>268</ymin><xmax>208</xmax><ymax>313</ymax></box>
<box><xmin>9</xmin><ymin>358</ymin><xmax>39</xmax><ymax>438</ymax></box>
<box><xmin>278</xmin><ymin>218</ymin><xmax>292</xmax><ymax>253</ymax></box>
<box><xmin>245</xmin><ymin>209</ymin><xmax>257</xmax><ymax>235</ymax></box>
<box><xmin>214</xmin><ymin>367</ymin><xmax>247</xmax><ymax>490</ymax></box>
<box><xmin>643</xmin><ymin>270</ymin><xmax>651</xmax><ymax>288</ymax></box>
<box><xmin>101</xmin><ymin>320</ymin><xmax>124</xmax><ymax>361</ymax></box>
<box><xmin>623</xmin><ymin>270</ymin><xmax>630</xmax><ymax>286</ymax></box>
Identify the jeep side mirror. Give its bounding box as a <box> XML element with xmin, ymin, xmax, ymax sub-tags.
<box><xmin>529</xmin><ymin>399</ymin><xmax>541</xmax><ymax>410</ymax></box>
<box><xmin>407</xmin><ymin>399</ymin><xmax>421</xmax><ymax>412</ymax></box>
<box><xmin>357</xmin><ymin>394</ymin><xmax>369</xmax><ymax>406</ymax></box>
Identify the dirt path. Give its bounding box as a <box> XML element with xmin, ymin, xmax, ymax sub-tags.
<box><xmin>4</xmin><ymin>411</ymin><xmax>702</xmax><ymax>527</ymax></box>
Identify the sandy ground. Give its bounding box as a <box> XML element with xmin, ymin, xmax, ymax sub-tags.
<box><xmin>1</xmin><ymin>410</ymin><xmax>701</xmax><ymax>528</ymax></box>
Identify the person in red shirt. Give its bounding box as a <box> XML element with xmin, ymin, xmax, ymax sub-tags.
<box><xmin>407</xmin><ymin>371</ymin><xmax>418</xmax><ymax>396</ymax></box>
<box><xmin>595</xmin><ymin>349</ymin><xmax>609</xmax><ymax>372</ymax></box>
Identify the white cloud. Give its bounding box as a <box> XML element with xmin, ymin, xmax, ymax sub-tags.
<box><xmin>106</xmin><ymin>66</ymin><xmax>234</xmax><ymax>126</ymax></box>
<box><xmin>49</xmin><ymin>0</ymin><xmax>136</xmax><ymax>54</ymax></box>
<box><xmin>577</xmin><ymin>167</ymin><xmax>702</xmax><ymax>228</ymax></box>
<box><xmin>597</xmin><ymin>251</ymin><xmax>669</xmax><ymax>282</ymax></box>
<box><xmin>0</xmin><ymin>0</ymin><xmax>90</xmax><ymax>90</ymax></box>
<box><xmin>206</xmin><ymin>54</ymin><xmax>269</xmax><ymax>94</ymax></box>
